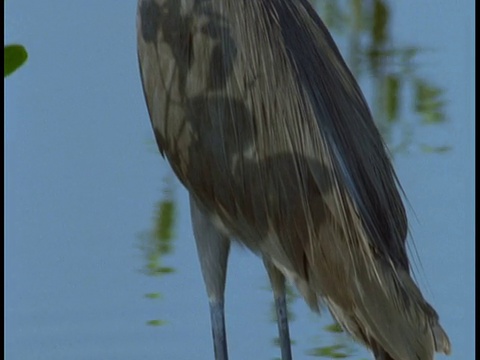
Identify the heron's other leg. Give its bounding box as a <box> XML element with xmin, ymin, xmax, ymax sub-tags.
<box><xmin>263</xmin><ymin>258</ymin><xmax>293</xmax><ymax>360</ymax></box>
<box><xmin>190</xmin><ymin>195</ymin><xmax>230</xmax><ymax>360</ymax></box>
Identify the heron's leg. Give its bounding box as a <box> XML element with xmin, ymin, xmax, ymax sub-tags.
<box><xmin>263</xmin><ymin>258</ymin><xmax>293</xmax><ymax>360</ymax></box>
<box><xmin>190</xmin><ymin>195</ymin><xmax>230</xmax><ymax>360</ymax></box>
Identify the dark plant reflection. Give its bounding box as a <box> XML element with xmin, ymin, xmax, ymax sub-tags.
<box><xmin>315</xmin><ymin>0</ymin><xmax>449</xmax><ymax>155</ymax></box>
<box><xmin>139</xmin><ymin>174</ymin><xmax>177</xmax><ymax>326</ymax></box>
<box><xmin>308</xmin><ymin>323</ymin><xmax>368</xmax><ymax>359</ymax></box>
<box><xmin>139</xmin><ymin>0</ymin><xmax>449</xmax><ymax>356</ymax></box>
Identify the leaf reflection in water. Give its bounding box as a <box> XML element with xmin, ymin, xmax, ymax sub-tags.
<box><xmin>139</xmin><ymin>175</ymin><xmax>177</xmax><ymax>326</ymax></box>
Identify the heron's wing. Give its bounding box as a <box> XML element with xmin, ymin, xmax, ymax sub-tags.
<box><xmin>286</xmin><ymin>1</ymin><xmax>410</xmax><ymax>270</ymax></box>
<box><xmin>137</xmin><ymin>1</ymin><xmax>450</xmax><ymax>357</ymax></box>
<box><xmin>221</xmin><ymin>0</ymin><xmax>409</xmax><ymax>270</ymax></box>
<box><xmin>255</xmin><ymin>1</ymin><xmax>451</xmax><ymax>357</ymax></box>
<box><xmin>137</xmin><ymin>0</ymin><xmax>407</xmax><ymax>283</ymax></box>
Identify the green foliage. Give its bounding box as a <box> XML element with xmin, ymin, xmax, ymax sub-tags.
<box><xmin>144</xmin><ymin>292</ymin><xmax>162</xmax><ymax>299</ymax></box>
<box><xmin>146</xmin><ymin>319</ymin><xmax>167</xmax><ymax>327</ymax></box>
<box><xmin>384</xmin><ymin>74</ymin><xmax>400</xmax><ymax>121</ymax></box>
<box><xmin>414</xmin><ymin>80</ymin><xmax>446</xmax><ymax>124</ymax></box>
<box><xmin>154</xmin><ymin>200</ymin><xmax>175</xmax><ymax>254</ymax></box>
<box><xmin>372</xmin><ymin>0</ymin><xmax>389</xmax><ymax>45</ymax></box>
<box><xmin>138</xmin><ymin>175</ymin><xmax>177</xmax><ymax>327</ymax></box>
<box><xmin>309</xmin><ymin>344</ymin><xmax>352</xmax><ymax>358</ymax></box>
<box><xmin>420</xmin><ymin>144</ymin><xmax>451</xmax><ymax>153</ymax></box>
<box><xmin>314</xmin><ymin>0</ymin><xmax>449</xmax><ymax>155</ymax></box>
<box><xmin>4</xmin><ymin>44</ymin><xmax>28</xmax><ymax>77</ymax></box>
<box><xmin>324</xmin><ymin>323</ymin><xmax>343</xmax><ymax>334</ymax></box>
<box><xmin>141</xmin><ymin>187</ymin><xmax>177</xmax><ymax>277</ymax></box>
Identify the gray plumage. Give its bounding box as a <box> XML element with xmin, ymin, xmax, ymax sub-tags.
<box><xmin>136</xmin><ymin>0</ymin><xmax>451</xmax><ymax>359</ymax></box>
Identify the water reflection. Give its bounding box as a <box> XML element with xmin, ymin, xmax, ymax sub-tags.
<box><xmin>317</xmin><ymin>0</ymin><xmax>448</xmax><ymax>155</ymax></box>
<box><xmin>138</xmin><ymin>175</ymin><xmax>177</xmax><ymax>326</ymax></box>
<box><xmin>308</xmin><ymin>324</ymin><xmax>365</xmax><ymax>359</ymax></box>
<box><xmin>139</xmin><ymin>0</ymin><xmax>449</xmax><ymax>357</ymax></box>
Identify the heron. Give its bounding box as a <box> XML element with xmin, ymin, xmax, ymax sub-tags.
<box><xmin>136</xmin><ymin>1</ymin><xmax>451</xmax><ymax>359</ymax></box>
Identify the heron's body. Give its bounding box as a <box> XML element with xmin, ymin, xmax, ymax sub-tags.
<box><xmin>137</xmin><ymin>0</ymin><xmax>451</xmax><ymax>359</ymax></box>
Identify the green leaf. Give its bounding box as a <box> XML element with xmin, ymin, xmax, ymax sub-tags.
<box><xmin>385</xmin><ymin>75</ymin><xmax>400</xmax><ymax>122</ymax></box>
<box><xmin>154</xmin><ymin>198</ymin><xmax>176</xmax><ymax>247</ymax></box>
<box><xmin>144</xmin><ymin>292</ymin><xmax>162</xmax><ymax>299</ymax></box>
<box><xmin>420</xmin><ymin>144</ymin><xmax>451</xmax><ymax>153</ymax></box>
<box><xmin>4</xmin><ymin>44</ymin><xmax>28</xmax><ymax>77</ymax></box>
<box><xmin>324</xmin><ymin>323</ymin><xmax>344</xmax><ymax>333</ymax></box>
<box><xmin>414</xmin><ymin>80</ymin><xmax>446</xmax><ymax>124</ymax></box>
<box><xmin>372</xmin><ymin>0</ymin><xmax>389</xmax><ymax>45</ymax></box>
<box><xmin>146</xmin><ymin>319</ymin><xmax>167</xmax><ymax>327</ymax></box>
<box><xmin>309</xmin><ymin>344</ymin><xmax>351</xmax><ymax>358</ymax></box>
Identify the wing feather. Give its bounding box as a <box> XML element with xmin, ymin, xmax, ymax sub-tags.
<box><xmin>137</xmin><ymin>0</ymin><xmax>450</xmax><ymax>357</ymax></box>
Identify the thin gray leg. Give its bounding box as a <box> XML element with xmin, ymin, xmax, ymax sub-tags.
<box><xmin>210</xmin><ymin>300</ymin><xmax>228</xmax><ymax>360</ymax></box>
<box><xmin>190</xmin><ymin>195</ymin><xmax>230</xmax><ymax>360</ymax></box>
<box><xmin>264</xmin><ymin>258</ymin><xmax>293</xmax><ymax>360</ymax></box>
<box><xmin>274</xmin><ymin>292</ymin><xmax>293</xmax><ymax>360</ymax></box>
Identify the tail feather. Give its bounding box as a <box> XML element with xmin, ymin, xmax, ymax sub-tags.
<box><xmin>432</xmin><ymin>322</ymin><xmax>452</xmax><ymax>355</ymax></box>
<box><xmin>323</xmin><ymin>260</ymin><xmax>451</xmax><ymax>360</ymax></box>
<box><xmin>301</xmin><ymin>218</ymin><xmax>451</xmax><ymax>360</ymax></box>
